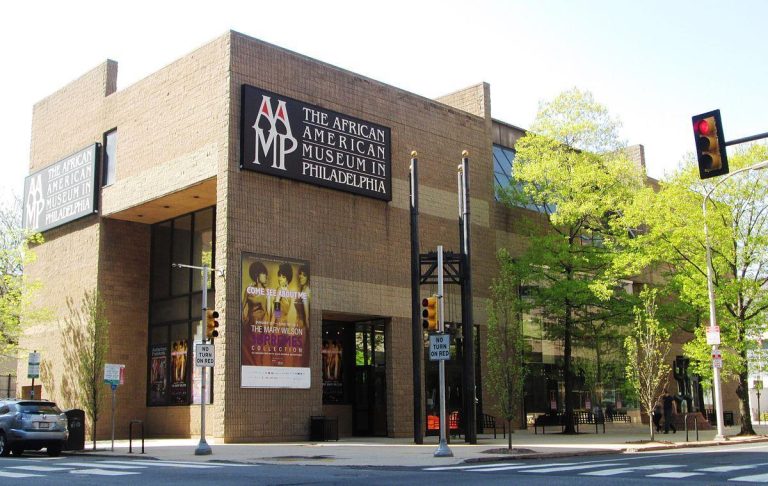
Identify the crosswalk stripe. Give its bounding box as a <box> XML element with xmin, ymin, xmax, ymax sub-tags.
<box><xmin>60</xmin><ymin>462</ymin><xmax>147</xmax><ymax>469</ymax></box>
<box><xmin>647</xmin><ymin>472</ymin><xmax>705</xmax><ymax>478</ymax></box>
<box><xmin>8</xmin><ymin>465</ymin><xmax>74</xmax><ymax>472</ymax></box>
<box><xmin>730</xmin><ymin>473</ymin><xmax>768</xmax><ymax>483</ymax></box>
<box><xmin>423</xmin><ymin>463</ymin><xmax>521</xmax><ymax>471</ymax></box>
<box><xmin>698</xmin><ymin>465</ymin><xmax>758</xmax><ymax>473</ymax></box>
<box><xmin>70</xmin><ymin>468</ymin><xmax>141</xmax><ymax>476</ymax></box>
<box><xmin>97</xmin><ymin>460</ymin><xmax>220</xmax><ymax>469</ymax></box>
<box><xmin>468</xmin><ymin>462</ymin><xmax>581</xmax><ymax>472</ymax></box>
<box><xmin>0</xmin><ymin>470</ymin><xmax>44</xmax><ymax>478</ymax></box>
<box><xmin>524</xmin><ymin>462</ymin><xmax>627</xmax><ymax>473</ymax></box>
<box><xmin>581</xmin><ymin>464</ymin><xmax>681</xmax><ymax>476</ymax></box>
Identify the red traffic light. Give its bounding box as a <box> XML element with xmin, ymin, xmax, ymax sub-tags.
<box><xmin>692</xmin><ymin>110</ymin><xmax>728</xmax><ymax>179</ymax></box>
<box><xmin>694</xmin><ymin>118</ymin><xmax>711</xmax><ymax>135</ymax></box>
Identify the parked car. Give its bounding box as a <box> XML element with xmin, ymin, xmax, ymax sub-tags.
<box><xmin>0</xmin><ymin>399</ymin><xmax>68</xmax><ymax>457</ymax></box>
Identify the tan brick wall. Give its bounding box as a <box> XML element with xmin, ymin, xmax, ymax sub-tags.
<box><xmin>221</xmin><ymin>32</ymin><xmax>494</xmax><ymax>441</ymax></box>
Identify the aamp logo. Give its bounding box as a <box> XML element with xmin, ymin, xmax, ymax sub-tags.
<box><xmin>25</xmin><ymin>174</ymin><xmax>45</xmax><ymax>230</ymax></box>
<box><xmin>251</xmin><ymin>95</ymin><xmax>297</xmax><ymax>171</ymax></box>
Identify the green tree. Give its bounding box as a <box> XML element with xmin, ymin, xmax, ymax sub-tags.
<box><xmin>624</xmin><ymin>288</ymin><xmax>671</xmax><ymax>442</ymax></box>
<box><xmin>62</xmin><ymin>290</ymin><xmax>110</xmax><ymax>450</ymax></box>
<box><xmin>497</xmin><ymin>88</ymin><xmax>644</xmax><ymax>433</ymax></box>
<box><xmin>0</xmin><ymin>196</ymin><xmax>43</xmax><ymax>357</ymax></box>
<box><xmin>630</xmin><ymin>144</ymin><xmax>768</xmax><ymax>436</ymax></box>
<box><xmin>487</xmin><ymin>249</ymin><xmax>528</xmax><ymax>450</ymax></box>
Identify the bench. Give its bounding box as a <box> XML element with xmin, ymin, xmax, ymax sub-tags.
<box><xmin>608</xmin><ymin>411</ymin><xmax>632</xmax><ymax>423</ymax></box>
<box><xmin>575</xmin><ymin>410</ymin><xmax>605</xmax><ymax>433</ymax></box>
<box><xmin>533</xmin><ymin>413</ymin><xmax>564</xmax><ymax>434</ymax></box>
<box><xmin>482</xmin><ymin>413</ymin><xmax>506</xmax><ymax>438</ymax></box>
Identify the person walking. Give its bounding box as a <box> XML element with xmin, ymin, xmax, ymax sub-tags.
<box><xmin>653</xmin><ymin>402</ymin><xmax>663</xmax><ymax>433</ymax></box>
<box><xmin>662</xmin><ymin>390</ymin><xmax>677</xmax><ymax>434</ymax></box>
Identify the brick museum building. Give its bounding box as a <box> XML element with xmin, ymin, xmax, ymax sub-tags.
<box><xmin>17</xmin><ymin>31</ymin><xmax>738</xmax><ymax>441</ymax></box>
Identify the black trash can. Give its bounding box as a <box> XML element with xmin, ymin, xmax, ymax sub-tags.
<box><xmin>310</xmin><ymin>416</ymin><xmax>339</xmax><ymax>441</ymax></box>
<box><xmin>64</xmin><ymin>409</ymin><xmax>85</xmax><ymax>450</ymax></box>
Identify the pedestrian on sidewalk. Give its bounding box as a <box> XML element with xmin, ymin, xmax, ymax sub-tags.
<box><xmin>662</xmin><ymin>390</ymin><xmax>677</xmax><ymax>434</ymax></box>
<box><xmin>652</xmin><ymin>403</ymin><xmax>663</xmax><ymax>433</ymax></box>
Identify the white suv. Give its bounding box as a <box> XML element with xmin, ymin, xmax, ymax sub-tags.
<box><xmin>0</xmin><ymin>399</ymin><xmax>69</xmax><ymax>457</ymax></box>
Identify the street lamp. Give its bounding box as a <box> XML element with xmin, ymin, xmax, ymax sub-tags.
<box><xmin>703</xmin><ymin>160</ymin><xmax>768</xmax><ymax>441</ymax></box>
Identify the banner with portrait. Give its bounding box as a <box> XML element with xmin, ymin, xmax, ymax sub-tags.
<box><xmin>240</xmin><ymin>253</ymin><xmax>310</xmax><ymax>388</ymax></box>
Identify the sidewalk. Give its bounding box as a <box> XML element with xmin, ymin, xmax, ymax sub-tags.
<box><xmin>66</xmin><ymin>423</ymin><xmax>768</xmax><ymax>468</ymax></box>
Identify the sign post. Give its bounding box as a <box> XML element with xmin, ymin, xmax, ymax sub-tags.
<box><xmin>173</xmin><ymin>262</ymin><xmax>222</xmax><ymax>456</ymax></box>
<box><xmin>104</xmin><ymin>363</ymin><xmax>125</xmax><ymax>452</ymax></box>
<box><xmin>28</xmin><ymin>351</ymin><xmax>40</xmax><ymax>399</ymax></box>
<box><xmin>433</xmin><ymin>246</ymin><xmax>453</xmax><ymax>458</ymax></box>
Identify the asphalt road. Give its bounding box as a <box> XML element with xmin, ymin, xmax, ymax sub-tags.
<box><xmin>4</xmin><ymin>443</ymin><xmax>768</xmax><ymax>484</ymax></box>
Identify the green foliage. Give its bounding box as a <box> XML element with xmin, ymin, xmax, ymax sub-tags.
<box><xmin>629</xmin><ymin>143</ymin><xmax>768</xmax><ymax>435</ymax></box>
<box><xmin>486</xmin><ymin>249</ymin><xmax>528</xmax><ymax>449</ymax></box>
<box><xmin>624</xmin><ymin>288</ymin><xmax>671</xmax><ymax>441</ymax></box>
<box><xmin>0</xmin><ymin>196</ymin><xmax>44</xmax><ymax>357</ymax></box>
<box><xmin>496</xmin><ymin>88</ymin><xmax>644</xmax><ymax>432</ymax></box>
<box><xmin>62</xmin><ymin>290</ymin><xmax>110</xmax><ymax>450</ymax></box>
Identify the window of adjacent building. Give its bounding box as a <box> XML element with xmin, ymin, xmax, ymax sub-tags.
<box><xmin>102</xmin><ymin>129</ymin><xmax>117</xmax><ymax>186</ymax></box>
<box><xmin>493</xmin><ymin>144</ymin><xmax>554</xmax><ymax>214</ymax></box>
<box><xmin>148</xmin><ymin>207</ymin><xmax>215</xmax><ymax>406</ymax></box>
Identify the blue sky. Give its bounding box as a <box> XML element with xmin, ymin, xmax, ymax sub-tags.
<box><xmin>2</xmin><ymin>0</ymin><xmax>766</xmax><ymax>202</ymax></box>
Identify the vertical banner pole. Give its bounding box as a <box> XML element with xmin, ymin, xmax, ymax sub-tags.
<box><xmin>195</xmin><ymin>267</ymin><xmax>212</xmax><ymax>455</ymax></box>
<box><xmin>434</xmin><ymin>246</ymin><xmax>453</xmax><ymax>457</ymax></box>
<box><xmin>410</xmin><ymin>153</ymin><xmax>424</xmax><ymax>444</ymax></box>
<box><xmin>459</xmin><ymin>152</ymin><xmax>477</xmax><ymax>444</ymax></box>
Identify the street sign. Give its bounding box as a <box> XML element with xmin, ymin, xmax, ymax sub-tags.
<box><xmin>195</xmin><ymin>343</ymin><xmax>215</xmax><ymax>367</ymax></box>
<box><xmin>712</xmin><ymin>351</ymin><xmax>723</xmax><ymax>369</ymax></box>
<box><xmin>104</xmin><ymin>363</ymin><xmax>125</xmax><ymax>386</ymax></box>
<box><xmin>707</xmin><ymin>325</ymin><xmax>721</xmax><ymax>345</ymax></box>
<box><xmin>27</xmin><ymin>352</ymin><xmax>41</xmax><ymax>379</ymax></box>
<box><xmin>429</xmin><ymin>334</ymin><xmax>451</xmax><ymax>361</ymax></box>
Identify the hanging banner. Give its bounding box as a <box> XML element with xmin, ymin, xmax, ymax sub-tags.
<box><xmin>240</xmin><ymin>85</ymin><xmax>391</xmax><ymax>201</ymax></box>
<box><xmin>170</xmin><ymin>339</ymin><xmax>189</xmax><ymax>404</ymax></box>
<box><xmin>240</xmin><ymin>253</ymin><xmax>310</xmax><ymax>388</ymax></box>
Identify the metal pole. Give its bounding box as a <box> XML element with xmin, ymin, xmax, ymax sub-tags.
<box><xmin>111</xmin><ymin>385</ymin><xmax>116</xmax><ymax>452</ymax></box>
<box><xmin>702</xmin><ymin>160</ymin><xmax>768</xmax><ymax>442</ymax></box>
<box><xmin>434</xmin><ymin>246</ymin><xmax>453</xmax><ymax>457</ymax></box>
<box><xmin>703</xmin><ymin>209</ymin><xmax>726</xmax><ymax>441</ymax></box>
<box><xmin>410</xmin><ymin>153</ymin><xmax>424</xmax><ymax>444</ymax></box>
<box><xmin>196</xmin><ymin>266</ymin><xmax>212</xmax><ymax>455</ymax></box>
<box><xmin>459</xmin><ymin>152</ymin><xmax>476</xmax><ymax>444</ymax></box>
<box><xmin>31</xmin><ymin>377</ymin><xmax>35</xmax><ymax>400</ymax></box>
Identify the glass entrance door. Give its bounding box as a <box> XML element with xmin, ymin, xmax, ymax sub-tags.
<box><xmin>353</xmin><ymin>321</ymin><xmax>387</xmax><ymax>436</ymax></box>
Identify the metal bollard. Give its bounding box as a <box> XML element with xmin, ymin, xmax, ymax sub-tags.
<box><xmin>129</xmin><ymin>420</ymin><xmax>145</xmax><ymax>454</ymax></box>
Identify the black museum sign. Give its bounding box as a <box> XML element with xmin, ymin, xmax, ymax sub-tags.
<box><xmin>22</xmin><ymin>143</ymin><xmax>100</xmax><ymax>233</ymax></box>
<box><xmin>240</xmin><ymin>85</ymin><xmax>392</xmax><ymax>201</ymax></box>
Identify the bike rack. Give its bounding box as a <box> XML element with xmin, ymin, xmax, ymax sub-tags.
<box><xmin>129</xmin><ymin>420</ymin><xmax>145</xmax><ymax>454</ymax></box>
<box><xmin>684</xmin><ymin>413</ymin><xmax>699</xmax><ymax>442</ymax></box>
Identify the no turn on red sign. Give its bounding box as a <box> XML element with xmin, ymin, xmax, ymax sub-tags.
<box><xmin>429</xmin><ymin>334</ymin><xmax>451</xmax><ymax>361</ymax></box>
<box><xmin>195</xmin><ymin>344</ymin><xmax>215</xmax><ymax>367</ymax></box>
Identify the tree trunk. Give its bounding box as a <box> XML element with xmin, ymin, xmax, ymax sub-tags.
<box><xmin>737</xmin><ymin>363</ymin><xmax>756</xmax><ymax>435</ymax></box>
<box><xmin>508</xmin><ymin>419</ymin><xmax>512</xmax><ymax>450</ymax></box>
<box><xmin>649</xmin><ymin>411</ymin><xmax>655</xmax><ymax>441</ymax></box>
<box><xmin>563</xmin><ymin>302</ymin><xmax>576</xmax><ymax>434</ymax></box>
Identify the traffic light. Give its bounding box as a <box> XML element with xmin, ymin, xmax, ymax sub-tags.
<box><xmin>422</xmin><ymin>295</ymin><xmax>438</xmax><ymax>331</ymax></box>
<box><xmin>206</xmin><ymin>309</ymin><xmax>219</xmax><ymax>339</ymax></box>
<box><xmin>692</xmin><ymin>109</ymin><xmax>729</xmax><ymax>179</ymax></box>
